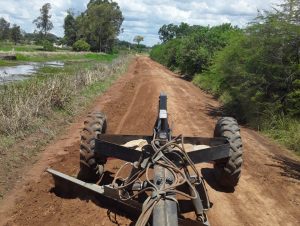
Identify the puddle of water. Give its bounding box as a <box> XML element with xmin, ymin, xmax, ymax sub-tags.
<box><xmin>0</xmin><ymin>61</ymin><xmax>64</xmax><ymax>83</ymax></box>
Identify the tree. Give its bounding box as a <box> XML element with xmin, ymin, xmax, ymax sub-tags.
<box><xmin>10</xmin><ymin>24</ymin><xmax>22</xmax><ymax>45</ymax></box>
<box><xmin>33</xmin><ymin>3</ymin><xmax>53</xmax><ymax>38</ymax></box>
<box><xmin>176</xmin><ymin>22</ymin><xmax>190</xmax><ymax>38</ymax></box>
<box><xmin>77</xmin><ymin>0</ymin><xmax>124</xmax><ymax>52</ymax></box>
<box><xmin>158</xmin><ymin>24</ymin><xmax>177</xmax><ymax>42</ymax></box>
<box><xmin>276</xmin><ymin>0</ymin><xmax>300</xmax><ymax>24</ymax></box>
<box><xmin>133</xmin><ymin>35</ymin><xmax>144</xmax><ymax>45</ymax></box>
<box><xmin>158</xmin><ymin>22</ymin><xmax>196</xmax><ymax>42</ymax></box>
<box><xmin>191</xmin><ymin>0</ymin><xmax>300</xmax><ymax>122</ymax></box>
<box><xmin>0</xmin><ymin>17</ymin><xmax>10</xmax><ymax>41</ymax></box>
<box><xmin>87</xmin><ymin>0</ymin><xmax>110</xmax><ymax>7</ymax></box>
<box><xmin>64</xmin><ymin>10</ymin><xmax>77</xmax><ymax>46</ymax></box>
<box><xmin>152</xmin><ymin>23</ymin><xmax>239</xmax><ymax>79</ymax></box>
<box><xmin>133</xmin><ymin>35</ymin><xmax>144</xmax><ymax>52</ymax></box>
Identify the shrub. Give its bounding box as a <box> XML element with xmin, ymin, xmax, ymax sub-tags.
<box><xmin>73</xmin><ymin>40</ymin><xmax>90</xmax><ymax>52</ymax></box>
<box><xmin>43</xmin><ymin>40</ymin><xmax>55</xmax><ymax>51</ymax></box>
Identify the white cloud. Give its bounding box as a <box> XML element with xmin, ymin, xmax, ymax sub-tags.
<box><xmin>0</xmin><ymin>0</ymin><xmax>281</xmax><ymax>46</ymax></box>
<box><xmin>0</xmin><ymin>0</ymin><xmax>88</xmax><ymax>35</ymax></box>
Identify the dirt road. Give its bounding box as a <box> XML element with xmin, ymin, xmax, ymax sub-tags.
<box><xmin>0</xmin><ymin>57</ymin><xmax>299</xmax><ymax>226</ymax></box>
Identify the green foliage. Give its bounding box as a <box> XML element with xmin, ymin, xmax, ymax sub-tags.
<box><xmin>114</xmin><ymin>39</ymin><xmax>148</xmax><ymax>53</ymax></box>
<box><xmin>43</xmin><ymin>40</ymin><xmax>55</xmax><ymax>51</ymax></box>
<box><xmin>73</xmin><ymin>39</ymin><xmax>90</xmax><ymax>51</ymax></box>
<box><xmin>260</xmin><ymin>114</ymin><xmax>300</xmax><ymax>152</ymax></box>
<box><xmin>158</xmin><ymin>22</ymin><xmax>199</xmax><ymax>43</ymax></box>
<box><xmin>64</xmin><ymin>11</ymin><xmax>77</xmax><ymax>46</ymax></box>
<box><xmin>152</xmin><ymin>0</ymin><xmax>300</xmax><ymax>152</ymax></box>
<box><xmin>150</xmin><ymin>39</ymin><xmax>181</xmax><ymax>70</ymax></box>
<box><xmin>0</xmin><ymin>17</ymin><xmax>10</xmax><ymax>41</ymax></box>
<box><xmin>192</xmin><ymin>0</ymin><xmax>300</xmax><ymax>151</ymax></box>
<box><xmin>159</xmin><ymin>24</ymin><xmax>177</xmax><ymax>42</ymax></box>
<box><xmin>133</xmin><ymin>35</ymin><xmax>144</xmax><ymax>52</ymax></box>
<box><xmin>10</xmin><ymin>24</ymin><xmax>22</xmax><ymax>45</ymax></box>
<box><xmin>0</xmin><ymin>16</ymin><xmax>56</xmax><ymax>46</ymax></box>
<box><xmin>69</xmin><ymin>0</ymin><xmax>123</xmax><ymax>53</ymax></box>
<box><xmin>151</xmin><ymin>23</ymin><xmax>239</xmax><ymax>79</ymax></box>
<box><xmin>194</xmin><ymin>3</ymin><xmax>300</xmax><ymax>122</ymax></box>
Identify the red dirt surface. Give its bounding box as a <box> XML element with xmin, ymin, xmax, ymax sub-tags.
<box><xmin>0</xmin><ymin>57</ymin><xmax>299</xmax><ymax>226</ymax></box>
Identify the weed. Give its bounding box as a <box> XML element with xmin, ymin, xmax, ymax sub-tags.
<box><xmin>259</xmin><ymin>114</ymin><xmax>300</xmax><ymax>152</ymax></box>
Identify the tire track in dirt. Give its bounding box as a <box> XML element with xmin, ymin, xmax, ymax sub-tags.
<box><xmin>0</xmin><ymin>56</ymin><xmax>299</xmax><ymax>226</ymax></box>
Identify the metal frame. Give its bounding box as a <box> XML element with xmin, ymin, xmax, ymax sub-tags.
<box><xmin>47</xmin><ymin>93</ymin><xmax>231</xmax><ymax>226</ymax></box>
<box><xmin>95</xmin><ymin>135</ymin><xmax>230</xmax><ymax>164</ymax></box>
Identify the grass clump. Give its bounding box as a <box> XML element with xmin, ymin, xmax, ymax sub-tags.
<box><xmin>259</xmin><ymin>114</ymin><xmax>300</xmax><ymax>153</ymax></box>
<box><xmin>42</xmin><ymin>40</ymin><xmax>55</xmax><ymax>52</ymax></box>
<box><xmin>73</xmin><ymin>39</ymin><xmax>90</xmax><ymax>52</ymax></box>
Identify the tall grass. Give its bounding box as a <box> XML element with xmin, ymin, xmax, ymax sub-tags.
<box><xmin>259</xmin><ymin>114</ymin><xmax>300</xmax><ymax>153</ymax></box>
<box><xmin>0</xmin><ymin>54</ymin><xmax>131</xmax><ymax>198</ymax></box>
<box><xmin>0</xmin><ymin>55</ymin><xmax>129</xmax><ymax>137</ymax></box>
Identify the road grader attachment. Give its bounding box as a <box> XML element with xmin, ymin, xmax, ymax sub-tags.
<box><xmin>47</xmin><ymin>93</ymin><xmax>243</xmax><ymax>226</ymax></box>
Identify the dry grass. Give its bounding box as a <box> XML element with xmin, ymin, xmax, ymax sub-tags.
<box><xmin>0</xmin><ymin>55</ymin><xmax>129</xmax><ymax>136</ymax></box>
<box><xmin>0</xmin><ymin>55</ymin><xmax>132</xmax><ymax>198</ymax></box>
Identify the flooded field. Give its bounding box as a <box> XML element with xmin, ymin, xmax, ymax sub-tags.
<box><xmin>0</xmin><ymin>61</ymin><xmax>64</xmax><ymax>83</ymax></box>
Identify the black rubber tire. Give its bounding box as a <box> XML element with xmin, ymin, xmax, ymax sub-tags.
<box><xmin>214</xmin><ymin>117</ymin><xmax>243</xmax><ymax>188</ymax></box>
<box><xmin>78</xmin><ymin>112</ymin><xmax>107</xmax><ymax>181</ymax></box>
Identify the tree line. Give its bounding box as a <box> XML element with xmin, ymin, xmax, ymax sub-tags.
<box><xmin>151</xmin><ymin>23</ymin><xmax>239</xmax><ymax>79</ymax></box>
<box><xmin>0</xmin><ymin>3</ymin><xmax>58</xmax><ymax>47</ymax></box>
<box><xmin>64</xmin><ymin>0</ymin><xmax>123</xmax><ymax>52</ymax></box>
<box><xmin>150</xmin><ymin>0</ymin><xmax>299</xmax><ymax>151</ymax></box>
<box><xmin>0</xmin><ymin>18</ymin><xmax>22</xmax><ymax>45</ymax></box>
<box><xmin>1</xmin><ymin>0</ymin><xmax>143</xmax><ymax>53</ymax></box>
<box><xmin>0</xmin><ymin>0</ymin><xmax>125</xmax><ymax>53</ymax></box>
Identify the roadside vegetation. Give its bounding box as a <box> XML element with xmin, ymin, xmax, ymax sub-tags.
<box><xmin>0</xmin><ymin>54</ymin><xmax>128</xmax><ymax>138</ymax></box>
<box><xmin>0</xmin><ymin>0</ymin><xmax>146</xmax><ymax>197</ymax></box>
<box><xmin>15</xmin><ymin>51</ymin><xmax>117</xmax><ymax>62</ymax></box>
<box><xmin>0</xmin><ymin>54</ymin><xmax>132</xmax><ymax>197</ymax></box>
<box><xmin>150</xmin><ymin>0</ymin><xmax>300</xmax><ymax>153</ymax></box>
<box><xmin>0</xmin><ymin>50</ymin><xmax>117</xmax><ymax>68</ymax></box>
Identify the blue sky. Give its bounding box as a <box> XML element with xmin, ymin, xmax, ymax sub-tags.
<box><xmin>0</xmin><ymin>0</ymin><xmax>280</xmax><ymax>46</ymax></box>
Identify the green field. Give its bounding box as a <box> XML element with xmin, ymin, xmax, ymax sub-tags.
<box><xmin>0</xmin><ymin>42</ymin><xmax>118</xmax><ymax>66</ymax></box>
<box><xmin>0</xmin><ymin>42</ymin><xmax>43</xmax><ymax>52</ymax></box>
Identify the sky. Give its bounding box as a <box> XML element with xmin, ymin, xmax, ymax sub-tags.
<box><xmin>0</xmin><ymin>0</ymin><xmax>281</xmax><ymax>46</ymax></box>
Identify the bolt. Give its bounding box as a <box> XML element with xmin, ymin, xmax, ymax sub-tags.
<box><xmin>166</xmin><ymin>177</ymin><xmax>173</xmax><ymax>185</ymax></box>
<box><xmin>156</xmin><ymin>177</ymin><xmax>163</xmax><ymax>185</ymax></box>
